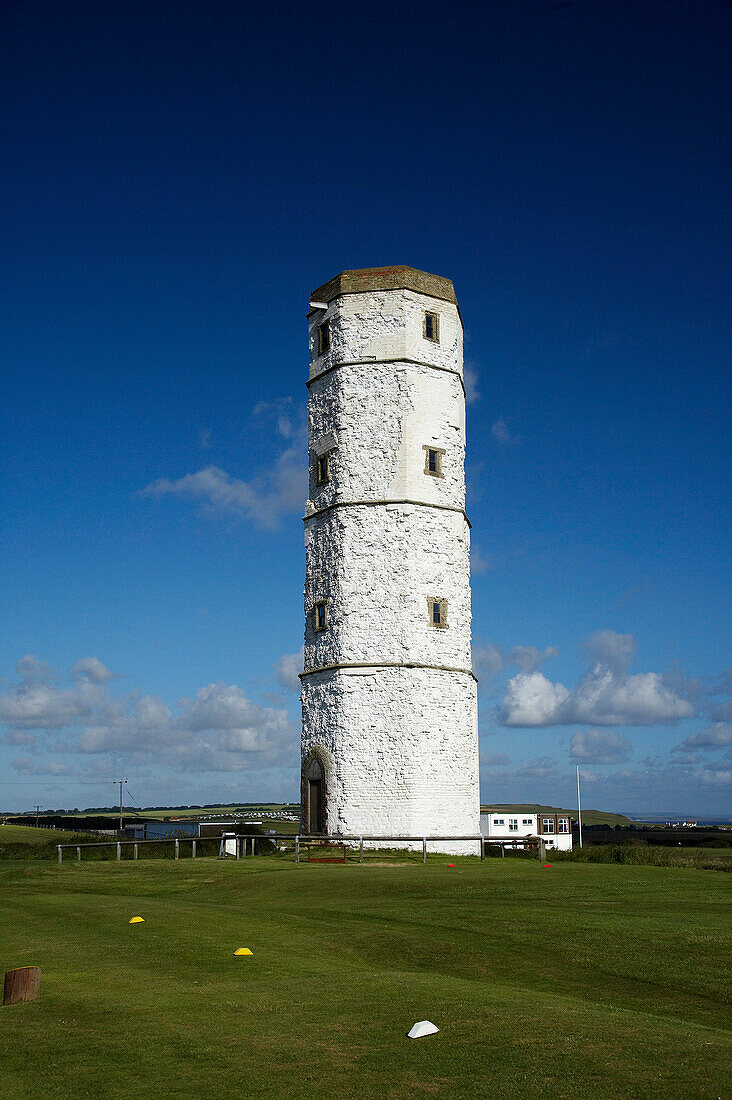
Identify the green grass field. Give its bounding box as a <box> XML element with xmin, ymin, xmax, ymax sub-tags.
<box><xmin>1</xmin><ymin>856</ymin><xmax>730</xmax><ymax>1099</ymax></box>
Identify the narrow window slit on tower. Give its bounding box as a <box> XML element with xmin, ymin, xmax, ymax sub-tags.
<box><xmin>316</xmin><ymin>452</ymin><xmax>331</xmax><ymax>485</ymax></box>
<box><xmin>423</xmin><ymin>445</ymin><xmax>445</xmax><ymax>478</ymax></box>
<box><xmin>317</xmin><ymin>321</ymin><xmax>331</xmax><ymax>355</ymax></box>
<box><xmin>423</xmin><ymin>311</ymin><xmax>439</xmax><ymax>342</ymax></box>
<box><xmin>314</xmin><ymin>601</ymin><xmax>328</xmax><ymax>632</ymax></box>
<box><xmin>427</xmin><ymin>597</ymin><xmax>448</xmax><ymax>628</ymax></box>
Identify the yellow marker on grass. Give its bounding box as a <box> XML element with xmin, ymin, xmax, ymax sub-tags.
<box><xmin>129</xmin><ymin>916</ymin><xmax>145</xmax><ymax>924</ymax></box>
<box><xmin>234</xmin><ymin>948</ymin><xmax>253</xmax><ymax>956</ymax></box>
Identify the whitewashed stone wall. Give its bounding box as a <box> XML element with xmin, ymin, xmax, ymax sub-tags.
<box><xmin>301</xmin><ymin>277</ymin><xmax>480</xmax><ymax>853</ymax></box>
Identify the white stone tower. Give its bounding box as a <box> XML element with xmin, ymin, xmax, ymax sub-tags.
<box><xmin>300</xmin><ymin>266</ymin><xmax>479</xmax><ymax>851</ymax></box>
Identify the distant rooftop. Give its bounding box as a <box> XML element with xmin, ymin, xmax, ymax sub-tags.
<box><xmin>310</xmin><ymin>266</ymin><xmax>457</xmax><ymax>306</ymax></box>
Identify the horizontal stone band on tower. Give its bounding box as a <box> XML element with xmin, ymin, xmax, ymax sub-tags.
<box><xmin>299</xmin><ymin>661</ymin><xmax>478</xmax><ymax>681</ymax></box>
<box><xmin>306</xmin><ymin>356</ymin><xmax>467</xmax><ymax>396</ymax></box>
<box><xmin>303</xmin><ymin>498</ymin><xmax>472</xmax><ymax>527</ymax></box>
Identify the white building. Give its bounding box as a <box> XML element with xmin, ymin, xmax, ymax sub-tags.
<box><xmin>480</xmin><ymin>808</ymin><xmax>574</xmax><ymax>852</ymax></box>
<box><xmin>300</xmin><ymin>267</ymin><xmax>480</xmax><ymax>853</ymax></box>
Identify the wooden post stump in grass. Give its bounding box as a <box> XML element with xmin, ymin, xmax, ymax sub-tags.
<box><xmin>4</xmin><ymin>967</ymin><xmax>40</xmax><ymax>1006</ymax></box>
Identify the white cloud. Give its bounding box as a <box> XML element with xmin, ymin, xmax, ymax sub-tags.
<box><xmin>508</xmin><ymin>645</ymin><xmax>559</xmax><ymax>673</ymax></box>
<box><xmin>463</xmin><ymin>364</ymin><xmax>480</xmax><ymax>405</ymax></box>
<box><xmin>15</xmin><ymin>655</ymin><xmax>54</xmax><ymax>682</ymax></box>
<box><xmin>470</xmin><ymin>545</ymin><xmax>494</xmax><ymax>575</ymax></box>
<box><xmin>473</xmin><ymin>641</ymin><xmax>503</xmax><ymax>679</ymax></box>
<box><xmin>569</xmin><ymin>729</ymin><xmax>631</xmax><ymax>764</ymax></box>
<box><xmin>72</xmin><ymin>658</ymin><xmax>113</xmax><ymax>683</ymax></box>
<box><xmin>674</xmin><ymin>722</ymin><xmax>732</xmax><ymax>753</ymax></box>
<box><xmin>276</xmin><ymin>648</ymin><xmax>304</xmax><ymax>691</ymax></box>
<box><xmin>491</xmin><ymin>418</ymin><xmax>520</xmax><ymax>446</ymax></box>
<box><xmin>137</xmin><ymin>456</ymin><xmax>305</xmax><ymax>530</ymax></box>
<box><xmin>13</xmin><ymin>758</ymin><xmax>72</xmax><ymax>776</ymax></box>
<box><xmin>480</xmin><ymin>752</ymin><xmax>511</xmax><ymax>767</ymax></box>
<box><xmin>0</xmin><ymin>658</ymin><xmax>297</xmax><ymax>777</ymax></box>
<box><xmin>584</xmin><ymin>630</ymin><xmax>635</xmax><ymax>673</ymax></box>
<box><xmin>500</xmin><ymin>631</ymin><xmax>693</xmax><ymax>727</ymax></box>
<box><xmin>516</xmin><ymin>756</ymin><xmax>559</xmax><ymax>779</ymax></box>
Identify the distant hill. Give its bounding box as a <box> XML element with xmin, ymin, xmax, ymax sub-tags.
<box><xmin>480</xmin><ymin>804</ymin><xmax>637</xmax><ymax>827</ymax></box>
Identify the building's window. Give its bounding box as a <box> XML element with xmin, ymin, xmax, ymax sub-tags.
<box><xmin>509</xmin><ymin>819</ymin><xmax>518</xmax><ymax>831</ymax></box>
<box><xmin>423</xmin><ymin>311</ymin><xmax>440</xmax><ymax>343</ymax></box>
<box><xmin>316</xmin><ymin>452</ymin><xmax>331</xmax><ymax>485</ymax></box>
<box><xmin>423</xmin><ymin>445</ymin><xmax>445</xmax><ymax>478</ymax></box>
<box><xmin>542</xmin><ymin>818</ymin><xmax>554</xmax><ymax>834</ymax></box>
<box><xmin>313</xmin><ymin>601</ymin><xmax>328</xmax><ymax>632</ymax></box>
<box><xmin>317</xmin><ymin>321</ymin><xmax>331</xmax><ymax>355</ymax></box>
<box><xmin>558</xmin><ymin>818</ymin><xmax>569</xmax><ymax>833</ymax></box>
<box><xmin>493</xmin><ymin>818</ymin><xmax>504</xmax><ymax>826</ymax></box>
<box><xmin>522</xmin><ymin>818</ymin><xmax>533</xmax><ymax>826</ymax></box>
<box><xmin>427</xmin><ymin>597</ymin><xmax>448</xmax><ymax>628</ymax></box>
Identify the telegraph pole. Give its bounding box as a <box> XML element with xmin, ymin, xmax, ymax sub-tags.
<box><xmin>35</xmin><ymin>804</ymin><xmax>41</xmax><ymax>828</ymax></box>
<box><xmin>115</xmin><ymin>779</ymin><xmax>127</xmax><ymax>833</ymax></box>
<box><xmin>576</xmin><ymin>764</ymin><xmax>583</xmax><ymax>849</ymax></box>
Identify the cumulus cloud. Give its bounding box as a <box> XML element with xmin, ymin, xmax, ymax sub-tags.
<box><xmin>500</xmin><ymin>631</ymin><xmax>693</xmax><ymax>727</ymax></box>
<box><xmin>0</xmin><ymin>658</ymin><xmax>297</xmax><ymax>776</ymax></box>
<box><xmin>674</xmin><ymin>722</ymin><xmax>732</xmax><ymax>753</ymax></box>
<box><xmin>276</xmin><ymin>648</ymin><xmax>304</xmax><ymax>691</ymax></box>
<box><xmin>569</xmin><ymin>729</ymin><xmax>632</xmax><ymax>764</ymax></box>
<box><xmin>13</xmin><ymin>758</ymin><xmax>71</xmax><ymax>776</ymax></box>
<box><xmin>491</xmin><ymin>418</ymin><xmax>520</xmax><ymax>446</ymax></box>
<box><xmin>137</xmin><ymin>453</ymin><xmax>305</xmax><ymax>530</ymax></box>
<box><xmin>71</xmin><ymin>658</ymin><xmax>113</xmax><ymax>683</ymax></box>
<box><xmin>15</xmin><ymin>655</ymin><xmax>54</xmax><ymax>682</ymax></box>
<box><xmin>508</xmin><ymin>645</ymin><xmax>559</xmax><ymax>673</ymax></box>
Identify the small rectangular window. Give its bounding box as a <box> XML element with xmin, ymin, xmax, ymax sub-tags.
<box><xmin>427</xmin><ymin>597</ymin><xmax>448</xmax><ymax>628</ymax></box>
<box><xmin>509</xmin><ymin>819</ymin><xmax>518</xmax><ymax>831</ymax></box>
<box><xmin>558</xmin><ymin>818</ymin><xmax>569</xmax><ymax>833</ymax></box>
<box><xmin>423</xmin><ymin>311</ymin><xmax>439</xmax><ymax>343</ymax></box>
<box><xmin>317</xmin><ymin>321</ymin><xmax>330</xmax><ymax>355</ymax></box>
<box><xmin>522</xmin><ymin>818</ymin><xmax>533</xmax><ymax>826</ymax></box>
<box><xmin>542</xmin><ymin>818</ymin><xmax>554</xmax><ymax>834</ymax></box>
<box><xmin>423</xmin><ymin>445</ymin><xmax>445</xmax><ymax>478</ymax></box>
<box><xmin>316</xmin><ymin>452</ymin><xmax>331</xmax><ymax>485</ymax></box>
<box><xmin>313</xmin><ymin>601</ymin><xmax>328</xmax><ymax>632</ymax></box>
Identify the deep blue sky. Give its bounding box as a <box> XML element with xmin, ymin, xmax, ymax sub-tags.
<box><xmin>1</xmin><ymin>0</ymin><xmax>730</xmax><ymax>815</ymax></box>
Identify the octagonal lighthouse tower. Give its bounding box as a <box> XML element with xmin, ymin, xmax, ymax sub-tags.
<box><xmin>300</xmin><ymin>267</ymin><xmax>480</xmax><ymax>852</ymax></box>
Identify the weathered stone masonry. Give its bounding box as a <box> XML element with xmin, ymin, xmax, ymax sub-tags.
<box><xmin>300</xmin><ymin>267</ymin><xmax>480</xmax><ymax>851</ymax></box>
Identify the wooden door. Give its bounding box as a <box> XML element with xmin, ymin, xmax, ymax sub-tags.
<box><xmin>308</xmin><ymin>778</ymin><xmax>322</xmax><ymax>834</ymax></box>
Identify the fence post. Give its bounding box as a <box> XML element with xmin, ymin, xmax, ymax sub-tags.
<box><xmin>479</xmin><ymin>838</ymin><xmax>484</xmax><ymax>861</ymax></box>
<box><xmin>134</xmin><ymin>843</ymin><xmax>138</xmax><ymax>861</ymax></box>
<box><xmin>254</xmin><ymin>837</ymin><xmax>257</xmax><ymax>857</ymax></box>
<box><xmin>422</xmin><ymin>837</ymin><xmax>427</xmax><ymax>864</ymax></box>
<box><xmin>116</xmin><ymin>843</ymin><xmax>121</xmax><ymax>862</ymax></box>
<box><xmin>57</xmin><ymin>845</ymin><xmax>62</xmax><ymax>864</ymax></box>
<box><xmin>236</xmin><ymin>838</ymin><xmax>240</xmax><ymax>860</ymax></box>
<box><xmin>192</xmin><ymin>840</ymin><xmax>196</xmax><ymax>859</ymax></box>
<box><xmin>295</xmin><ymin>836</ymin><xmax>299</xmax><ymax>863</ymax></box>
<box><xmin>174</xmin><ymin>839</ymin><xmax>179</xmax><ymax>861</ymax></box>
<box><xmin>76</xmin><ymin>846</ymin><xmax>81</xmax><ymax>863</ymax></box>
<box><xmin>500</xmin><ymin>844</ymin><xmax>505</xmax><ymax>857</ymax></box>
<box><xmin>359</xmin><ymin>837</ymin><xmax>363</xmax><ymax>864</ymax></box>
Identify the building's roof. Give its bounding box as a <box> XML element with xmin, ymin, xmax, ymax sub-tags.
<box><xmin>310</xmin><ymin>266</ymin><xmax>457</xmax><ymax>306</ymax></box>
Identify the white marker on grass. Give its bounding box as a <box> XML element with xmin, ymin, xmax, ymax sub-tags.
<box><xmin>408</xmin><ymin>1021</ymin><xmax>439</xmax><ymax>1039</ymax></box>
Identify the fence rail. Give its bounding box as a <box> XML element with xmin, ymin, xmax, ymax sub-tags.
<box><xmin>56</xmin><ymin>833</ymin><xmax>491</xmax><ymax>864</ymax></box>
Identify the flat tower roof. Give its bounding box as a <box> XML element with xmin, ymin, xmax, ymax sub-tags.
<box><xmin>310</xmin><ymin>266</ymin><xmax>457</xmax><ymax>306</ymax></box>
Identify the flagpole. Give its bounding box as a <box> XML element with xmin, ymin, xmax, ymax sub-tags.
<box><xmin>576</xmin><ymin>764</ymin><xmax>583</xmax><ymax>849</ymax></box>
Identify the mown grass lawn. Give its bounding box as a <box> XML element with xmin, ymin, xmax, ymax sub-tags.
<box><xmin>0</xmin><ymin>857</ymin><xmax>729</xmax><ymax>1099</ymax></box>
